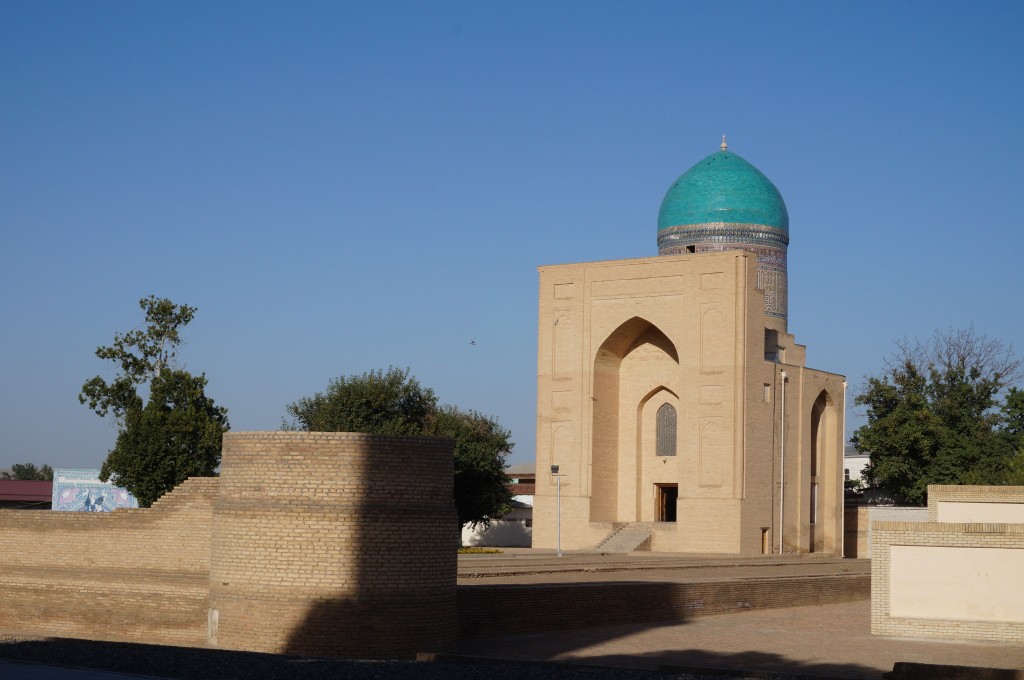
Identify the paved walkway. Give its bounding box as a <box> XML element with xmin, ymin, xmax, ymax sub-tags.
<box><xmin>3</xmin><ymin>552</ymin><xmax>1021</xmax><ymax>679</ymax></box>
<box><xmin>457</xmin><ymin>551</ymin><xmax>1024</xmax><ymax>679</ymax></box>
<box><xmin>460</xmin><ymin>601</ymin><xmax>1024</xmax><ymax>678</ymax></box>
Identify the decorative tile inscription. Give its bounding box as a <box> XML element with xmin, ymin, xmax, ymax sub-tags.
<box><xmin>657</xmin><ymin>222</ymin><xmax>788</xmax><ymax>319</ymax></box>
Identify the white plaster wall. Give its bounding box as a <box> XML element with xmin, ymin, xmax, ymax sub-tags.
<box><xmin>937</xmin><ymin>501</ymin><xmax>1024</xmax><ymax>523</ymax></box>
<box><xmin>890</xmin><ymin>545</ymin><xmax>1024</xmax><ymax>622</ymax></box>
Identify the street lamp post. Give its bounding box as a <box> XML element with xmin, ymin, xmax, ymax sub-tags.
<box><xmin>550</xmin><ymin>464</ymin><xmax>562</xmax><ymax>558</ymax></box>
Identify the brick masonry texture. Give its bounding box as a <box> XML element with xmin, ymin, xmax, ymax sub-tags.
<box><xmin>872</xmin><ymin>485</ymin><xmax>1024</xmax><ymax>642</ymax></box>
<box><xmin>0</xmin><ymin>432</ymin><xmax>458</xmax><ymax>659</ymax></box>
<box><xmin>843</xmin><ymin>505</ymin><xmax>929</xmax><ymax>558</ymax></box>
<box><xmin>927</xmin><ymin>485</ymin><xmax>1024</xmax><ymax>521</ymax></box>
<box><xmin>0</xmin><ymin>476</ymin><xmax>217</xmax><ymax>645</ymax></box>
<box><xmin>535</xmin><ymin>252</ymin><xmax>846</xmax><ymax>556</ymax></box>
<box><xmin>458</xmin><ymin>574</ymin><xmax>869</xmax><ymax>638</ymax></box>
<box><xmin>209</xmin><ymin>432</ymin><xmax>457</xmax><ymax>659</ymax></box>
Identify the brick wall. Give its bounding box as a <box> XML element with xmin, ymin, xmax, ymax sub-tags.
<box><xmin>0</xmin><ymin>476</ymin><xmax>218</xmax><ymax>645</ymax></box>
<box><xmin>872</xmin><ymin>520</ymin><xmax>1024</xmax><ymax>641</ymax></box>
<box><xmin>209</xmin><ymin>432</ymin><xmax>457</xmax><ymax>659</ymax></box>
<box><xmin>927</xmin><ymin>485</ymin><xmax>1024</xmax><ymax>521</ymax></box>
<box><xmin>0</xmin><ymin>432</ymin><xmax>458</xmax><ymax>659</ymax></box>
<box><xmin>459</xmin><ymin>574</ymin><xmax>869</xmax><ymax>638</ymax></box>
<box><xmin>843</xmin><ymin>505</ymin><xmax>929</xmax><ymax>558</ymax></box>
<box><xmin>843</xmin><ymin>505</ymin><xmax>866</xmax><ymax>557</ymax></box>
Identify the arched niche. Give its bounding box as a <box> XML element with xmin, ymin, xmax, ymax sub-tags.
<box><xmin>591</xmin><ymin>317</ymin><xmax>679</xmax><ymax>522</ymax></box>
<box><xmin>633</xmin><ymin>385</ymin><xmax>680</xmax><ymax>521</ymax></box>
<box><xmin>808</xmin><ymin>390</ymin><xmax>837</xmax><ymax>553</ymax></box>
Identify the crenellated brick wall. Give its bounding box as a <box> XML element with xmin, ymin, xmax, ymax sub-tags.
<box><xmin>0</xmin><ymin>432</ymin><xmax>458</xmax><ymax>658</ymax></box>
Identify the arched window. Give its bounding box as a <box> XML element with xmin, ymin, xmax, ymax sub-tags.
<box><xmin>656</xmin><ymin>403</ymin><xmax>677</xmax><ymax>457</ymax></box>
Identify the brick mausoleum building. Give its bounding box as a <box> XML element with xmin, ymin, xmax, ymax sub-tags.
<box><xmin>534</xmin><ymin>139</ymin><xmax>846</xmax><ymax>555</ymax></box>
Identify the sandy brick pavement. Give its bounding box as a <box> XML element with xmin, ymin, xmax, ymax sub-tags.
<box><xmin>457</xmin><ymin>551</ymin><xmax>1024</xmax><ymax>679</ymax></box>
<box><xmin>459</xmin><ymin>601</ymin><xmax>1024</xmax><ymax>679</ymax></box>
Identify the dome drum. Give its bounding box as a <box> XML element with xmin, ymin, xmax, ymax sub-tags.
<box><xmin>657</xmin><ymin>147</ymin><xmax>790</xmax><ymax>324</ymax></box>
<box><xmin>657</xmin><ymin>222</ymin><xmax>789</xmax><ymax>253</ymax></box>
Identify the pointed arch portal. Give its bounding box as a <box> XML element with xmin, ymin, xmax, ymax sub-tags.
<box><xmin>590</xmin><ymin>317</ymin><xmax>680</xmax><ymax>522</ymax></box>
<box><xmin>808</xmin><ymin>389</ymin><xmax>837</xmax><ymax>553</ymax></box>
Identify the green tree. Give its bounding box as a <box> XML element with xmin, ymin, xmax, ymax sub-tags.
<box><xmin>852</xmin><ymin>328</ymin><xmax>1021</xmax><ymax>505</ymax></box>
<box><xmin>1</xmin><ymin>463</ymin><xmax>54</xmax><ymax>481</ymax></box>
<box><xmin>80</xmin><ymin>296</ymin><xmax>228</xmax><ymax>507</ymax></box>
<box><xmin>1001</xmin><ymin>388</ymin><xmax>1024</xmax><ymax>447</ymax></box>
<box><xmin>426</xmin><ymin>406</ymin><xmax>514</xmax><ymax>528</ymax></box>
<box><xmin>284</xmin><ymin>367</ymin><xmax>436</xmax><ymax>435</ymax></box>
<box><xmin>101</xmin><ymin>369</ymin><xmax>228</xmax><ymax>507</ymax></box>
<box><xmin>80</xmin><ymin>295</ymin><xmax>197</xmax><ymax>421</ymax></box>
<box><xmin>1000</xmin><ymin>388</ymin><xmax>1024</xmax><ymax>485</ymax></box>
<box><xmin>284</xmin><ymin>367</ymin><xmax>513</xmax><ymax>527</ymax></box>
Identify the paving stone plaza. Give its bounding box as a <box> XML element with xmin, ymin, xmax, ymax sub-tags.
<box><xmin>457</xmin><ymin>551</ymin><xmax>1024</xmax><ymax>679</ymax></box>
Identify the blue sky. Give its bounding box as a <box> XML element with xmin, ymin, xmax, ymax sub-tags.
<box><xmin>2</xmin><ymin>1</ymin><xmax>1023</xmax><ymax>470</ymax></box>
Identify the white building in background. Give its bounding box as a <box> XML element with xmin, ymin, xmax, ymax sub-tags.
<box><xmin>844</xmin><ymin>446</ymin><xmax>870</xmax><ymax>486</ymax></box>
<box><xmin>460</xmin><ymin>463</ymin><xmax>535</xmax><ymax>548</ymax></box>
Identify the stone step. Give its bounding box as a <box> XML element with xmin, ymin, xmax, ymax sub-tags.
<box><xmin>596</xmin><ymin>523</ymin><xmax>655</xmax><ymax>553</ymax></box>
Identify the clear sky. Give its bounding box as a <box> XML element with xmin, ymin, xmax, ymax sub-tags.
<box><xmin>2</xmin><ymin>1</ymin><xmax>1023</xmax><ymax>471</ymax></box>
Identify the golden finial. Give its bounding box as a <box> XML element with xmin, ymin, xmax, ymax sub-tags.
<box><xmin>721</xmin><ymin>134</ymin><xmax>728</xmax><ymax>152</ymax></box>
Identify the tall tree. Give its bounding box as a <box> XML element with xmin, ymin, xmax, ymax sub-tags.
<box><xmin>101</xmin><ymin>369</ymin><xmax>228</xmax><ymax>507</ymax></box>
<box><xmin>426</xmin><ymin>405</ymin><xmax>514</xmax><ymax>528</ymax></box>
<box><xmin>853</xmin><ymin>328</ymin><xmax>1021</xmax><ymax>505</ymax></box>
<box><xmin>284</xmin><ymin>367</ymin><xmax>436</xmax><ymax>435</ymax></box>
<box><xmin>1000</xmin><ymin>388</ymin><xmax>1024</xmax><ymax>485</ymax></box>
<box><xmin>80</xmin><ymin>296</ymin><xmax>228</xmax><ymax>506</ymax></box>
<box><xmin>284</xmin><ymin>367</ymin><xmax>513</xmax><ymax>527</ymax></box>
<box><xmin>80</xmin><ymin>296</ymin><xmax>197</xmax><ymax>421</ymax></box>
<box><xmin>1002</xmin><ymin>388</ymin><xmax>1024</xmax><ymax>446</ymax></box>
<box><xmin>1</xmin><ymin>463</ymin><xmax>54</xmax><ymax>481</ymax></box>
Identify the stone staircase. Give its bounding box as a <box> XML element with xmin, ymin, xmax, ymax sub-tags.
<box><xmin>595</xmin><ymin>522</ymin><xmax>655</xmax><ymax>553</ymax></box>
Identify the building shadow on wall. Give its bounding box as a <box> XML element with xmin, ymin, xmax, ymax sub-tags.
<box><xmin>456</xmin><ymin>580</ymin><xmax>699</xmax><ymax>640</ymax></box>
<box><xmin>279</xmin><ymin>435</ymin><xmax>458</xmax><ymax>660</ymax></box>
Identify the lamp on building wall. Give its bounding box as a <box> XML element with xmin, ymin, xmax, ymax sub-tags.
<box><xmin>550</xmin><ymin>464</ymin><xmax>562</xmax><ymax>558</ymax></box>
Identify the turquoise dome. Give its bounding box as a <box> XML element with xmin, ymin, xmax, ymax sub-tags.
<box><xmin>657</xmin><ymin>150</ymin><xmax>789</xmax><ymax>232</ymax></box>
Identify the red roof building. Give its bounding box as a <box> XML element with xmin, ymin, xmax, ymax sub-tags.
<box><xmin>0</xmin><ymin>480</ymin><xmax>53</xmax><ymax>509</ymax></box>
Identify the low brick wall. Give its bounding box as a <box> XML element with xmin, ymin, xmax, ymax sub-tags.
<box><xmin>928</xmin><ymin>485</ymin><xmax>1024</xmax><ymax>522</ymax></box>
<box><xmin>0</xmin><ymin>477</ymin><xmax>218</xmax><ymax>645</ymax></box>
<box><xmin>844</xmin><ymin>504</ymin><xmax>929</xmax><ymax>558</ymax></box>
<box><xmin>872</xmin><ymin>520</ymin><xmax>1024</xmax><ymax>642</ymax></box>
<box><xmin>0</xmin><ymin>432</ymin><xmax>459</xmax><ymax>659</ymax></box>
<box><xmin>458</xmin><ymin>573</ymin><xmax>869</xmax><ymax>638</ymax></box>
